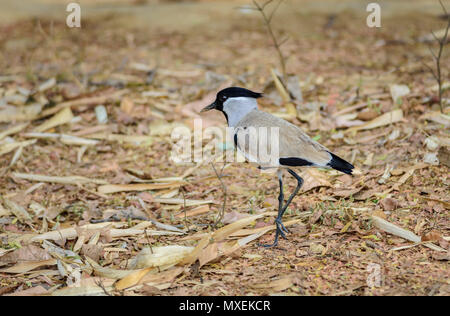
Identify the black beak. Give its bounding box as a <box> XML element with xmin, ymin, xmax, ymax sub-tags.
<box><xmin>200</xmin><ymin>102</ymin><xmax>216</xmax><ymax>113</ymax></box>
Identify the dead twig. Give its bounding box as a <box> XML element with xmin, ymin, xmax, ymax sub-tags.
<box><xmin>94</xmin><ymin>279</ymin><xmax>113</xmax><ymax>296</ymax></box>
<box><xmin>422</xmin><ymin>0</ymin><xmax>450</xmax><ymax>113</ymax></box>
<box><xmin>211</xmin><ymin>162</ymin><xmax>227</xmax><ymax>228</ymax></box>
<box><xmin>180</xmin><ymin>186</ymin><xmax>191</xmax><ymax>231</ymax></box>
<box><xmin>253</xmin><ymin>0</ymin><xmax>288</xmax><ymax>82</ymax></box>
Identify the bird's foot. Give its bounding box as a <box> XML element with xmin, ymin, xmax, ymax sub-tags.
<box><xmin>258</xmin><ymin>219</ymin><xmax>289</xmax><ymax>248</ymax></box>
<box><xmin>276</xmin><ymin>218</ymin><xmax>290</xmax><ymax>236</ymax></box>
<box><xmin>259</xmin><ymin>239</ymin><xmax>279</xmax><ymax>248</ymax></box>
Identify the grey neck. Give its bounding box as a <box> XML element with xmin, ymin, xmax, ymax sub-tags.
<box><xmin>222</xmin><ymin>97</ymin><xmax>258</xmax><ymax>127</ymax></box>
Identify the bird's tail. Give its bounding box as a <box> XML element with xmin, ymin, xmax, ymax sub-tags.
<box><xmin>327</xmin><ymin>152</ymin><xmax>354</xmax><ymax>175</ymax></box>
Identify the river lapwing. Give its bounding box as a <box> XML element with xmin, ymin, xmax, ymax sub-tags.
<box><xmin>201</xmin><ymin>87</ymin><xmax>354</xmax><ymax>247</ymax></box>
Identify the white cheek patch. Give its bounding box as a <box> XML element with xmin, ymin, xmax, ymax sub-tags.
<box><xmin>222</xmin><ymin>97</ymin><xmax>258</xmax><ymax>126</ymax></box>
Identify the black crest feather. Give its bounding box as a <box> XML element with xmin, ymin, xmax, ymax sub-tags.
<box><xmin>217</xmin><ymin>87</ymin><xmax>263</xmax><ymax>99</ymax></box>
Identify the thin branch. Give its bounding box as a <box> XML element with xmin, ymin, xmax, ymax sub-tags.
<box><xmin>421</xmin><ymin>60</ymin><xmax>439</xmax><ymax>81</ymax></box>
<box><xmin>267</xmin><ymin>0</ymin><xmax>283</xmax><ymax>24</ymax></box>
<box><xmin>263</xmin><ymin>0</ymin><xmax>274</xmax><ymax>9</ymax></box>
<box><xmin>278</xmin><ymin>35</ymin><xmax>290</xmax><ymax>47</ymax></box>
<box><xmin>253</xmin><ymin>0</ymin><xmax>287</xmax><ymax>82</ymax></box>
<box><xmin>439</xmin><ymin>0</ymin><xmax>448</xmax><ymax>16</ymax></box>
<box><xmin>211</xmin><ymin>162</ymin><xmax>227</xmax><ymax>228</ymax></box>
<box><xmin>144</xmin><ymin>228</ymin><xmax>154</xmax><ymax>254</ymax></box>
<box><xmin>424</xmin><ymin>0</ymin><xmax>450</xmax><ymax>113</ymax></box>
<box><xmin>180</xmin><ymin>186</ymin><xmax>191</xmax><ymax>232</ymax></box>
<box><xmin>95</xmin><ymin>279</ymin><xmax>112</xmax><ymax>296</ymax></box>
<box><xmin>431</xmin><ymin>30</ymin><xmax>441</xmax><ymax>43</ymax></box>
<box><xmin>427</xmin><ymin>42</ymin><xmax>438</xmax><ymax>60</ymax></box>
<box><xmin>259</xmin><ymin>0</ymin><xmax>274</xmax><ymax>11</ymax></box>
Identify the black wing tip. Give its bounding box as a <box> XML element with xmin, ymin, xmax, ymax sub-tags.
<box><xmin>279</xmin><ymin>157</ymin><xmax>314</xmax><ymax>167</ymax></box>
<box><xmin>327</xmin><ymin>152</ymin><xmax>354</xmax><ymax>175</ymax></box>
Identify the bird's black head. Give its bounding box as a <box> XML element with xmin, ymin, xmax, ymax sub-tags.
<box><xmin>201</xmin><ymin>87</ymin><xmax>263</xmax><ymax>113</ymax></box>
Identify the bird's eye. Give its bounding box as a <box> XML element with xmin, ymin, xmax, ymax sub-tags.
<box><xmin>221</xmin><ymin>96</ymin><xmax>227</xmax><ymax>101</ymax></box>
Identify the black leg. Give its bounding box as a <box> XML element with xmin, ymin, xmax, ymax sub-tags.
<box><xmin>259</xmin><ymin>170</ymin><xmax>284</xmax><ymax>248</ymax></box>
<box><xmin>281</xmin><ymin>169</ymin><xmax>304</xmax><ymax>215</ymax></box>
<box><xmin>260</xmin><ymin>169</ymin><xmax>304</xmax><ymax>248</ymax></box>
<box><xmin>277</xmin><ymin>173</ymin><xmax>284</xmax><ymax>214</ymax></box>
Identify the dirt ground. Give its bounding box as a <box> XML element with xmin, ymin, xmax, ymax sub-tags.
<box><xmin>0</xmin><ymin>0</ymin><xmax>449</xmax><ymax>296</ymax></box>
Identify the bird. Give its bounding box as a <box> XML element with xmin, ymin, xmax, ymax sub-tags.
<box><xmin>201</xmin><ymin>87</ymin><xmax>354</xmax><ymax>247</ymax></box>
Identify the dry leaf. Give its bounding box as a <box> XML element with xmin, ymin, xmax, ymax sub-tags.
<box><xmin>129</xmin><ymin>245</ymin><xmax>194</xmax><ymax>269</ymax></box>
<box><xmin>0</xmin><ymin>259</ymin><xmax>57</xmax><ymax>274</ymax></box>
<box><xmin>252</xmin><ymin>276</ymin><xmax>293</xmax><ymax>292</ymax></box>
<box><xmin>12</xmin><ymin>172</ymin><xmax>108</xmax><ymax>185</ymax></box>
<box><xmin>80</xmin><ymin>244</ymin><xmax>104</xmax><ymax>262</ymax></box>
<box><xmin>5</xmin><ymin>286</ymin><xmax>49</xmax><ymax>296</ymax></box>
<box><xmin>33</xmin><ymin>107</ymin><xmax>74</xmax><ymax>133</ymax></box>
<box><xmin>198</xmin><ymin>242</ymin><xmax>219</xmax><ymax>267</ymax></box>
<box><xmin>222</xmin><ymin>211</ymin><xmax>250</xmax><ymax>224</ymax></box>
<box><xmin>0</xmin><ymin>140</ymin><xmax>36</xmax><ymax>157</ymax></box>
<box><xmin>120</xmin><ymin>97</ymin><xmax>134</xmax><ymax>114</ymax></box>
<box><xmin>372</xmin><ymin>216</ymin><xmax>421</xmax><ymax>243</ymax></box>
<box><xmin>420</xmin><ymin>111</ymin><xmax>450</xmax><ymax>127</ymax></box>
<box><xmin>346</xmin><ymin>109</ymin><xmax>403</xmax><ymax>133</ymax></box>
<box><xmin>140</xmin><ymin>267</ymin><xmax>184</xmax><ymax>286</ymax></box>
<box><xmin>175</xmin><ymin>205</ymin><xmax>210</xmax><ymax>218</ymax></box>
<box><xmin>115</xmin><ymin>267</ymin><xmax>154</xmax><ymax>290</ymax></box>
<box><xmin>154</xmin><ymin>198</ymin><xmax>214</xmax><ymax>207</ymax></box>
<box><xmin>300</xmin><ymin>169</ymin><xmax>331</xmax><ymax>192</ymax></box>
<box><xmin>3</xmin><ymin>198</ymin><xmax>32</xmax><ymax>222</ymax></box>
<box><xmin>0</xmin><ymin>245</ymin><xmax>51</xmax><ymax>263</ymax></box>
<box><xmin>40</xmin><ymin>89</ymin><xmax>128</xmax><ymax>118</ymax></box>
<box><xmin>271</xmin><ymin>68</ymin><xmax>290</xmax><ymax>103</ymax></box>
<box><xmin>212</xmin><ymin>213</ymin><xmax>273</xmax><ymax>242</ymax></box>
<box><xmin>333</xmin><ymin>187</ymin><xmax>363</xmax><ymax>198</ymax></box>
<box><xmin>98</xmin><ymin>182</ymin><xmax>184</xmax><ymax>194</ymax></box>
<box><xmin>178</xmin><ymin>234</ymin><xmax>211</xmax><ymax>266</ymax></box>
<box><xmin>0</xmin><ymin>104</ymin><xmax>42</xmax><ymax>122</ymax></box>
<box><xmin>379</xmin><ymin>198</ymin><xmax>399</xmax><ymax>211</ymax></box>
<box><xmin>85</xmin><ymin>133</ymin><xmax>153</xmax><ymax>145</ymax></box>
<box><xmin>0</xmin><ymin>123</ymin><xmax>29</xmax><ymax>141</ymax></box>
<box><xmin>357</xmin><ymin>108</ymin><xmax>379</xmax><ymax>121</ymax></box>
<box><xmin>422</xmin><ymin>231</ymin><xmax>443</xmax><ymax>242</ymax></box>
<box><xmin>389</xmin><ymin>84</ymin><xmax>410</xmax><ymax>104</ymax></box>
<box><xmin>86</xmin><ymin>257</ymin><xmax>135</xmax><ymax>279</ymax></box>
<box><xmin>52</xmin><ymin>277</ymin><xmax>115</xmax><ymax>296</ymax></box>
<box><xmin>392</xmin><ymin>163</ymin><xmax>427</xmax><ymax>190</ymax></box>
